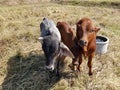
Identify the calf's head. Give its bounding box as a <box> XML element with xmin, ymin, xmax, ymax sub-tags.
<box><xmin>40</xmin><ymin>18</ymin><xmax>52</xmax><ymax>37</ymax></box>
<box><xmin>40</xmin><ymin>18</ymin><xmax>61</xmax><ymax>41</ymax></box>
<box><xmin>39</xmin><ymin>36</ymin><xmax>74</xmax><ymax>71</ymax></box>
<box><xmin>76</xmin><ymin>18</ymin><xmax>100</xmax><ymax>51</ymax></box>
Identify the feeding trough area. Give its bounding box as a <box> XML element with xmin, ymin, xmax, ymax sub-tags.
<box><xmin>96</xmin><ymin>35</ymin><xmax>109</xmax><ymax>54</ymax></box>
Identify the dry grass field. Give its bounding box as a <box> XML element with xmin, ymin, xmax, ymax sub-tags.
<box><xmin>0</xmin><ymin>0</ymin><xmax>120</xmax><ymax>90</ymax></box>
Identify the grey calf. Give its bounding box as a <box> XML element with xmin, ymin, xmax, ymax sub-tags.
<box><xmin>39</xmin><ymin>18</ymin><xmax>74</xmax><ymax>76</ymax></box>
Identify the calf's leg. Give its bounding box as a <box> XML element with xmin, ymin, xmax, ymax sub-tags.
<box><xmin>56</xmin><ymin>58</ymin><xmax>60</xmax><ymax>77</ymax></box>
<box><xmin>88</xmin><ymin>53</ymin><xmax>94</xmax><ymax>76</ymax></box>
<box><xmin>71</xmin><ymin>58</ymin><xmax>79</xmax><ymax>71</ymax></box>
<box><xmin>77</xmin><ymin>55</ymin><xmax>82</xmax><ymax>71</ymax></box>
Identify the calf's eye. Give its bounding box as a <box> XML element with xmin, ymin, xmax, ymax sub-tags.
<box><xmin>90</xmin><ymin>30</ymin><xmax>94</xmax><ymax>33</ymax></box>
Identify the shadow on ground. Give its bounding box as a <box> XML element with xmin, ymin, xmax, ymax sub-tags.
<box><xmin>57</xmin><ymin>1</ymin><xmax>120</xmax><ymax>9</ymax></box>
<box><xmin>1</xmin><ymin>50</ymin><xmax>76</xmax><ymax>90</ymax></box>
<box><xmin>1</xmin><ymin>50</ymin><xmax>59</xmax><ymax>90</ymax></box>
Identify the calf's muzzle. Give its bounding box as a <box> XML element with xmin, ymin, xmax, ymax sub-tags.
<box><xmin>45</xmin><ymin>65</ymin><xmax>54</xmax><ymax>71</ymax></box>
<box><xmin>79</xmin><ymin>40</ymin><xmax>87</xmax><ymax>46</ymax></box>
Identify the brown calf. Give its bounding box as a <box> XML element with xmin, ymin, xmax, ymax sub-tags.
<box><xmin>57</xmin><ymin>22</ymin><xmax>80</xmax><ymax>69</ymax></box>
<box><xmin>76</xmin><ymin>17</ymin><xmax>100</xmax><ymax>75</ymax></box>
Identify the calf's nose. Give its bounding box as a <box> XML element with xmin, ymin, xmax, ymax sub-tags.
<box><xmin>45</xmin><ymin>65</ymin><xmax>54</xmax><ymax>71</ymax></box>
<box><xmin>79</xmin><ymin>40</ymin><xmax>87</xmax><ymax>46</ymax></box>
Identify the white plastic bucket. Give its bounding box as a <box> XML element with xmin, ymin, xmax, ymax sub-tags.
<box><xmin>96</xmin><ymin>35</ymin><xmax>109</xmax><ymax>54</ymax></box>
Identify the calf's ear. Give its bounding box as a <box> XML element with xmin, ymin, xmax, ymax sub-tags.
<box><xmin>57</xmin><ymin>22</ymin><xmax>61</xmax><ymax>26</ymax></box>
<box><xmin>59</xmin><ymin>42</ymin><xmax>74</xmax><ymax>58</ymax></box>
<box><xmin>94</xmin><ymin>27</ymin><xmax>100</xmax><ymax>33</ymax></box>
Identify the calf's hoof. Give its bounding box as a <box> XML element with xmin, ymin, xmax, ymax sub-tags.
<box><xmin>73</xmin><ymin>65</ymin><xmax>77</xmax><ymax>71</ymax></box>
<box><xmin>68</xmin><ymin>64</ymin><xmax>77</xmax><ymax>71</ymax></box>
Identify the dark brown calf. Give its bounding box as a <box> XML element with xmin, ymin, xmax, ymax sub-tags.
<box><xmin>76</xmin><ymin>17</ymin><xmax>100</xmax><ymax>75</ymax></box>
<box><xmin>57</xmin><ymin>22</ymin><xmax>80</xmax><ymax>70</ymax></box>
